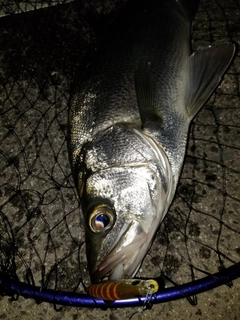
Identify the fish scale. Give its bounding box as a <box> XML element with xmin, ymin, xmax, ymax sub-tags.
<box><xmin>69</xmin><ymin>2</ymin><xmax>187</xmax><ymax>155</ymax></box>
<box><xmin>68</xmin><ymin>0</ymin><xmax>235</xmax><ymax>283</ymax></box>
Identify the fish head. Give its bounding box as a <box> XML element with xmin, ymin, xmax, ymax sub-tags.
<box><xmin>79</xmin><ymin>129</ymin><xmax>173</xmax><ymax>283</ymax></box>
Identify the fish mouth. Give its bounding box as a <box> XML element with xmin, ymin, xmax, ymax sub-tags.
<box><xmin>91</xmin><ymin>220</ymin><xmax>148</xmax><ymax>283</ymax></box>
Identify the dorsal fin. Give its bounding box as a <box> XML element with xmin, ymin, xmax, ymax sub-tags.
<box><xmin>134</xmin><ymin>63</ymin><xmax>163</xmax><ymax>129</ymax></box>
<box><xmin>185</xmin><ymin>42</ymin><xmax>236</xmax><ymax>119</ymax></box>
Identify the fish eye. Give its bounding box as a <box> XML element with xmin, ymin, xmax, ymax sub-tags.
<box><xmin>89</xmin><ymin>205</ymin><xmax>115</xmax><ymax>233</ymax></box>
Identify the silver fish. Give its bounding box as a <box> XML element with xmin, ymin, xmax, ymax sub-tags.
<box><xmin>68</xmin><ymin>0</ymin><xmax>235</xmax><ymax>283</ymax></box>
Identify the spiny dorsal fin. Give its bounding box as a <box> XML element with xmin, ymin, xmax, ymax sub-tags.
<box><xmin>186</xmin><ymin>42</ymin><xmax>236</xmax><ymax>119</ymax></box>
<box><xmin>134</xmin><ymin>63</ymin><xmax>163</xmax><ymax>129</ymax></box>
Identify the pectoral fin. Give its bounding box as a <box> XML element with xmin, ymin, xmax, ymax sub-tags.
<box><xmin>134</xmin><ymin>64</ymin><xmax>163</xmax><ymax>129</ymax></box>
<box><xmin>186</xmin><ymin>42</ymin><xmax>235</xmax><ymax>119</ymax></box>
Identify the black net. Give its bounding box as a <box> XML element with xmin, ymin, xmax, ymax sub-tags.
<box><xmin>0</xmin><ymin>0</ymin><xmax>239</xmax><ymax>309</ymax></box>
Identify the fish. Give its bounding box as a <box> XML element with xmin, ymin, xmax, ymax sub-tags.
<box><xmin>68</xmin><ymin>0</ymin><xmax>235</xmax><ymax>283</ymax></box>
<box><xmin>86</xmin><ymin>279</ymin><xmax>159</xmax><ymax>300</ymax></box>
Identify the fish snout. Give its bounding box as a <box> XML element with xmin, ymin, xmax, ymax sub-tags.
<box><xmin>91</xmin><ymin>220</ymin><xmax>148</xmax><ymax>283</ymax></box>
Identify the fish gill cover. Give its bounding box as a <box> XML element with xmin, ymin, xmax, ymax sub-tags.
<box><xmin>0</xmin><ymin>0</ymin><xmax>239</xmax><ymax>317</ymax></box>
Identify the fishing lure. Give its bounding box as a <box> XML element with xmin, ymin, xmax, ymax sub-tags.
<box><xmin>86</xmin><ymin>279</ymin><xmax>159</xmax><ymax>301</ymax></box>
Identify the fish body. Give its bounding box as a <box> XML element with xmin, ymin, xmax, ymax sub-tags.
<box><xmin>68</xmin><ymin>0</ymin><xmax>235</xmax><ymax>282</ymax></box>
<box><xmin>86</xmin><ymin>279</ymin><xmax>159</xmax><ymax>300</ymax></box>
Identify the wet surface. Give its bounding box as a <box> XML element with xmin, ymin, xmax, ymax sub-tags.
<box><xmin>0</xmin><ymin>0</ymin><xmax>240</xmax><ymax>319</ymax></box>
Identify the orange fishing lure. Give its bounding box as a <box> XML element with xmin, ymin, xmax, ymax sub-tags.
<box><xmin>86</xmin><ymin>279</ymin><xmax>159</xmax><ymax>300</ymax></box>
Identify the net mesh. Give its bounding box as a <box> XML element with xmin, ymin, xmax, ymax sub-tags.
<box><xmin>0</xmin><ymin>0</ymin><xmax>239</xmax><ymax>305</ymax></box>
<box><xmin>0</xmin><ymin>1</ymin><xmax>74</xmax><ymax>17</ymax></box>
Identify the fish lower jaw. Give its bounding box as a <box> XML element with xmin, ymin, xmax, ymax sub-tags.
<box><xmin>109</xmin><ymin>259</ymin><xmax>142</xmax><ymax>281</ymax></box>
<box><xmin>92</xmin><ymin>236</ymin><xmax>146</xmax><ymax>282</ymax></box>
<box><xmin>92</xmin><ymin>255</ymin><xmax>140</xmax><ymax>282</ymax></box>
<box><xmin>91</xmin><ymin>221</ymin><xmax>148</xmax><ymax>282</ymax></box>
<box><xmin>109</xmin><ymin>263</ymin><xmax>124</xmax><ymax>280</ymax></box>
<box><xmin>92</xmin><ymin>240</ymin><xmax>147</xmax><ymax>282</ymax></box>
